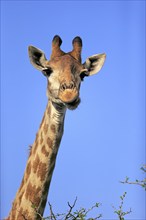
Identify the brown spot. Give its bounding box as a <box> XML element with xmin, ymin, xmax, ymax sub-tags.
<box><xmin>32</xmin><ymin>154</ymin><xmax>47</xmax><ymax>181</ymax></box>
<box><xmin>50</xmin><ymin>124</ymin><xmax>56</xmax><ymax>133</ymax></box>
<box><xmin>25</xmin><ymin>182</ymin><xmax>41</xmax><ymax>207</ymax></box>
<box><xmin>11</xmin><ymin>212</ymin><xmax>16</xmax><ymax>220</ymax></box>
<box><xmin>37</xmin><ymin>162</ymin><xmax>47</xmax><ymax>182</ymax></box>
<box><xmin>40</xmin><ymin>114</ymin><xmax>45</xmax><ymax>128</ymax></box>
<box><xmin>47</xmin><ymin>104</ymin><xmax>51</xmax><ymax>116</ymax></box>
<box><xmin>47</xmin><ymin>137</ymin><xmax>53</xmax><ymax>149</ymax></box>
<box><xmin>33</xmin><ymin>154</ymin><xmax>40</xmax><ymax>173</ymax></box>
<box><xmin>26</xmin><ymin>161</ymin><xmax>31</xmax><ymax>177</ymax></box>
<box><xmin>41</xmin><ymin>145</ymin><xmax>49</xmax><ymax>157</ymax></box>
<box><xmin>19</xmin><ymin>177</ymin><xmax>24</xmax><ymax>191</ymax></box>
<box><xmin>43</xmin><ymin>123</ymin><xmax>48</xmax><ymax>135</ymax></box>
<box><xmin>9</xmin><ymin>202</ymin><xmax>17</xmax><ymax>220</ymax></box>
<box><xmin>17</xmin><ymin>207</ymin><xmax>32</xmax><ymax>220</ymax></box>
<box><xmin>33</xmin><ymin>137</ymin><xmax>39</xmax><ymax>155</ymax></box>
<box><xmin>40</xmin><ymin>132</ymin><xmax>43</xmax><ymax>145</ymax></box>
<box><xmin>35</xmin><ymin>133</ymin><xmax>39</xmax><ymax>142</ymax></box>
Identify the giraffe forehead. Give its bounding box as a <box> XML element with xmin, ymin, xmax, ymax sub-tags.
<box><xmin>47</xmin><ymin>54</ymin><xmax>82</xmax><ymax>73</ymax></box>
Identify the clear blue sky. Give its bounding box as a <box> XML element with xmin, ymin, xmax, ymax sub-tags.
<box><xmin>1</xmin><ymin>1</ymin><xmax>145</xmax><ymax>219</ymax></box>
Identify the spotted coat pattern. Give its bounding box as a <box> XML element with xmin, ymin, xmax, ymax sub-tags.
<box><xmin>6</xmin><ymin>101</ymin><xmax>66</xmax><ymax>220</ymax></box>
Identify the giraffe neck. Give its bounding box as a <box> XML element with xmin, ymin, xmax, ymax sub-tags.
<box><xmin>7</xmin><ymin>100</ymin><xmax>66</xmax><ymax>220</ymax></box>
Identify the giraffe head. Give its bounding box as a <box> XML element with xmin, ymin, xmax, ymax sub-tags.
<box><xmin>28</xmin><ymin>36</ymin><xmax>106</xmax><ymax>110</ymax></box>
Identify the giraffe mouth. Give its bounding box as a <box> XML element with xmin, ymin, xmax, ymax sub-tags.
<box><xmin>65</xmin><ymin>97</ymin><xmax>81</xmax><ymax>110</ymax></box>
<box><xmin>58</xmin><ymin>88</ymin><xmax>80</xmax><ymax>109</ymax></box>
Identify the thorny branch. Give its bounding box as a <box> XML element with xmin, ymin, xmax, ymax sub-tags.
<box><xmin>48</xmin><ymin>202</ymin><xmax>59</xmax><ymax>220</ymax></box>
<box><xmin>64</xmin><ymin>197</ymin><xmax>78</xmax><ymax>220</ymax></box>
<box><xmin>120</xmin><ymin>165</ymin><xmax>146</xmax><ymax>191</ymax></box>
<box><xmin>112</xmin><ymin>192</ymin><xmax>132</xmax><ymax>220</ymax></box>
<box><xmin>40</xmin><ymin>197</ymin><xmax>102</xmax><ymax>220</ymax></box>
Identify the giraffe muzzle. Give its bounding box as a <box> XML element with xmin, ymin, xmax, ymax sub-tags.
<box><xmin>59</xmin><ymin>88</ymin><xmax>79</xmax><ymax>104</ymax></box>
<box><xmin>59</xmin><ymin>81</ymin><xmax>79</xmax><ymax>104</ymax></box>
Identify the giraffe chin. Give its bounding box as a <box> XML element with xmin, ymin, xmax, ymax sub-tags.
<box><xmin>65</xmin><ymin>97</ymin><xmax>81</xmax><ymax>110</ymax></box>
<box><xmin>58</xmin><ymin>89</ymin><xmax>80</xmax><ymax>110</ymax></box>
<box><xmin>50</xmin><ymin>95</ymin><xmax>80</xmax><ymax>110</ymax></box>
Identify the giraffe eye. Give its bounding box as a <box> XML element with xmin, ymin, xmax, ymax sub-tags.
<box><xmin>80</xmin><ymin>69</ymin><xmax>88</xmax><ymax>81</ymax></box>
<box><xmin>42</xmin><ymin>67</ymin><xmax>53</xmax><ymax>77</ymax></box>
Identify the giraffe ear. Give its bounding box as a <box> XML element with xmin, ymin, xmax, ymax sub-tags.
<box><xmin>83</xmin><ymin>53</ymin><xmax>106</xmax><ymax>76</ymax></box>
<box><xmin>28</xmin><ymin>46</ymin><xmax>47</xmax><ymax>71</ymax></box>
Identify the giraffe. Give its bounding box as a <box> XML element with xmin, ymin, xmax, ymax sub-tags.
<box><xmin>6</xmin><ymin>35</ymin><xmax>106</xmax><ymax>220</ymax></box>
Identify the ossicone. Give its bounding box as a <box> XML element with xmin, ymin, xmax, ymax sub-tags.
<box><xmin>69</xmin><ymin>36</ymin><xmax>82</xmax><ymax>63</ymax></box>
<box><xmin>51</xmin><ymin>35</ymin><xmax>65</xmax><ymax>59</ymax></box>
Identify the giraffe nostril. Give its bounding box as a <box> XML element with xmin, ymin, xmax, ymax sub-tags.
<box><xmin>69</xmin><ymin>82</ymin><xmax>75</xmax><ymax>89</ymax></box>
<box><xmin>60</xmin><ymin>83</ymin><xmax>66</xmax><ymax>91</ymax></box>
<box><xmin>60</xmin><ymin>82</ymin><xmax>75</xmax><ymax>91</ymax></box>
